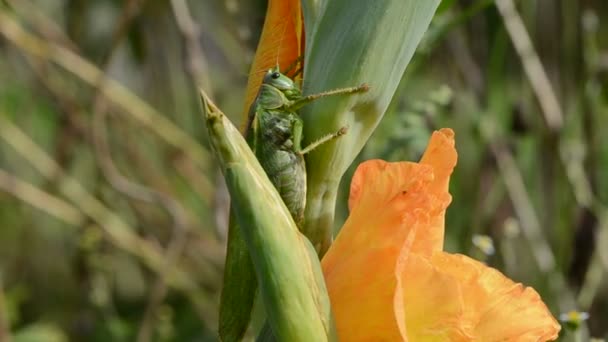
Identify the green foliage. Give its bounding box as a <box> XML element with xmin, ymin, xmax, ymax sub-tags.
<box><xmin>218</xmin><ymin>68</ymin><xmax>362</xmax><ymax>341</ymax></box>
<box><xmin>0</xmin><ymin>0</ymin><xmax>606</xmax><ymax>341</ymax></box>
<box><xmin>202</xmin><ymin>91</ymin><xmax>333</xmax><ymax>341</ymax></box>
<box><xmin>301</xmin><ymin>0</ymin><xmax>441</xmax><ymax>254</ymax></box>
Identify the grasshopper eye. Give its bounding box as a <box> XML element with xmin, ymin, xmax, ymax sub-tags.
<box><xmin>271</xmin><ymin>72</ymin><xmax>281</xmax><ymax>79</ymax></box>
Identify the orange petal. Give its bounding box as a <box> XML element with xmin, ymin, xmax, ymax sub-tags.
<box><xmin>347</xmin><ymin>129</ymin><xmax>456</xmax><ymax>211</ymax></box>
<box><xmin>393</xmin><ymin>252</ymin><xmax>560</xmax><ymax>341</ymax></box>
<box><xmin>322</xmin><ymin>243</ymin><xmax>405</xmax><ymax>341</ymax></box>
<box><xmin>334</xmin><ymin>160</ymin><xmax>438</xmax><ymax>260</ymax></box>
<box><xmin>347</xmin><ymin>129</ymin><xmax>457</xmax><ymax>257</ymax></box>
<box><xmin>429</xmin><ymin>253</ymin><xmax>561</xmax><ymax>341</ymax></box>
<box><xmin>322</xmin><ymin>161</ymin><xmax>449</xmax><ymax>340</ymax></box>
<box><xmin>241</xmin><ymin>0</ymin><xmax>304</xmax><ymax>130</ymax></box>
<box><xmin>323</xmin><ymin>127</ymin><xmax>558</xmax><ymax>341</ymax></box>
<box><xmin>420</xmin><ymin>128</ymin><xmax>458</xmax><ymax>196</ymax></box>
<box><xmin>418</xmin><ymin>128</ymin><xmax>458</xmax><ymax>253</ymax></box>
<box><xmin>394</xmin><ymin>252</ymin><xmax>473</xmax><ymax>341</ymax></box>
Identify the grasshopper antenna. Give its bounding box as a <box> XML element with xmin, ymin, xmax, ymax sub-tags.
<box><xmin>273</xmin><ymin>20</ymin><xmax>289</xmax><ymax>72</ymax></box>
<box><xmin>275</xmin><ymin>22</ymin><xmax>303</xmax><ymax>79</ymax></box>
<box><xmin>283</xmin><ymin>56</ymin><xmax>303</xmax><ymax>79</ymax></box>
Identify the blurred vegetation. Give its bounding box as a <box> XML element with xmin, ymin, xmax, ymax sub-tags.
<box><xmin>0</xmin><ymin>0</ymin><xmax>607</xmax><ymax>341</ymax></box>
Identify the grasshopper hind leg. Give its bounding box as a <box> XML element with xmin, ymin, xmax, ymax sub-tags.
<box><xmin>299</xmin><ymin>126</ymin><xmax>348</xmax><ymax>155</ymax></box>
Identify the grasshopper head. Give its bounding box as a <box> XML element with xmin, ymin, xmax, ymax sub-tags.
<box><xmin>263</xmin><ymin>69</ymin><xmax>296</xmax><ymax>91</ymax></box>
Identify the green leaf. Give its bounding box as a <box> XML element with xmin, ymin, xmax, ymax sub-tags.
<box><xmin>300</xmin><ymin>0</ymin><xmax>441</xmax><ymax>254</ymax></box>
<box><xmin>218</xmin><ymin>210</ymin><xmax>256</xmax><ymax>342</ymax></box>
<box><xmin>201</xmin><ymin>90</ymin><xmax>332</xmax><ymax>341</ymax></box>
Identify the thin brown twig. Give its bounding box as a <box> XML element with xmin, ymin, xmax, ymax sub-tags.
<box><xmin>497</xmin><ymin>0</ymin><xmax>608</xmax><ymax>311</ymax></box>
<box><xmin>92</xmin><ymin>68</ymin><xmax>189</xmax><ymax>342</ymax></box>
<box><xmin>446</xmin><ymin>3</ymin><xmax>577</xmax><ymax>311</ymax></box>
<box><xmin>4</xmin><ymin>0</ymin><xmax>76</xmax><ymax>49</ymax></box>
<box><xmin>169</xmin><ymin>0</ymin><xmax>231</xmax><ymax>241</ymax></box>
<box><xmin>170</xmin><ymin>0</ymin><xmax>212</xmax><ymax>91</ymax></box>
<box><xmin>495</xmin><ymin>0</ymin><xmax>564</xmax><ymax>131</ymax></box>
<box><xmin>0</xmin><ymin>112</ymin><xmax>218</xmax><ymax>324</ymax></box>
<box><xmin>23</xmin><ymin>55</ymin><xmax>92</xmax><ymax>167</ymax></box>
<box><xmin>0</xmin><ymin>5</ymin><xmax>220</xmax><ymax>328</ymax></box>
<box><xmin>0</xmin><ymin>115</ymin><xmax>201</xmax><ymax>301</ymax></box>
<box><xmin>9</xmin><ymin>0</ymin><xmax>193</xmax><ymax>269</ymax></box>
<box><xmin>98</xmin><ymin>0</ymin><xmax>144</xmax><ymax>67</ymax></box>
<box><xmin>0</xmin><ymin>10</ymin><xmax>209</xmax><ymax>169</ymax></box>
<box><xmin>61</xmin><ymin>1</ymin><xmax>194</xmax><ymax>339</ymax></box>
<box><xmin>445</xmin><ymin>16</ymin><xmax>564</xmax><ymax>284</ymax></box>
<box><xmin>94</xmin><ymin>86</ymin><xmax>190</xmax><ymax>342</ymax></box>
<box><xmin>486</xmin><ymin>135</ymin><xmax>557</xmax><ymax>274</ymax></box>
<box><xmin>481</xmin><ymin>123</ymin><xmax>576</xmax><ymax>312</ymax></box>
<box><xmin>0</xmin><ymin>168</ymin><xmax>85</xmax><ymax>226</ymax></box>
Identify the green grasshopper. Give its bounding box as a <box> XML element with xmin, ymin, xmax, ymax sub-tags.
<box><xmin>246</xmin><ymin>68</ymin><xmax>368</xmax><ymax>226</ymax></box>
<box><xmin>219</xmin><ymin>66</ymin><xmax>367</xmax><ymax>342</ymax></box>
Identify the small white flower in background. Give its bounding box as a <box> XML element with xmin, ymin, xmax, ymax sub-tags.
<box><xmin>559</xmin><ymin>310</ymin><xmax>589</xmax><ymax>331</ymax></box>
<box><xmin>559</xmin><ymin>310</ymin><xmax>589</xmax><ymax>323</ymax></box>
<box><xmin>472</xmin><ymin>234</ymin><xmax>495</xmax><ymax>256</ymax></box>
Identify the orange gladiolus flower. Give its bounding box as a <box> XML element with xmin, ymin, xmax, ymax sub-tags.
<box><xmin>322</xmin><ymin>129</ymin><xmax>561</xmax><ymax>341</ymax></box>
<box><xmin>246</xmin><ymin>1</ymin><xmax>559</xmax><ymax>340</ymax></box>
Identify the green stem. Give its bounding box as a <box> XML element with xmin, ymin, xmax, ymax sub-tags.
<box><xmin>303</xmin><ymin>181</ymin><xmax>339</xmax><ymax>255</ymax></box>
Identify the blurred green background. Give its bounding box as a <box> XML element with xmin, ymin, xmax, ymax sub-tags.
<box><xmin>0</xmin><ymin>0</ymin><xmax>607</xmax><ymax>341</ymax></box>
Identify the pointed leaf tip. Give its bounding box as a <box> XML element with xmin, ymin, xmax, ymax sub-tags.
<box><xmin>199</xmin><ymin>88</ymin><xmax>221</xmax><ymax>119</ymax></box>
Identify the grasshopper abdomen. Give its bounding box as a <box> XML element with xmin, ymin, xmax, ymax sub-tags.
<box><xmin>255</xmin><ymin>110</ymin><xmax>307</xmax><ymax>226</ymax></box>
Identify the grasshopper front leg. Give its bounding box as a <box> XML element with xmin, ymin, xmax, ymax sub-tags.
<box><xmin>290</xmin><ymin>83</ymin><xmax>369</xmax><ymax>111</ymax></box>
<box><xmin>291</xmin><ymin>83</ymin><xmax>368</xmax><ymax>155</ymax></box>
